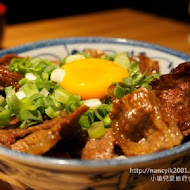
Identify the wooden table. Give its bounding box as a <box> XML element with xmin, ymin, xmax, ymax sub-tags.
<box><xmin>0</xmin><ymin>8</ymin><xmax>190</xmax><ymax>190</ymax></box>
<box><xmin>3</xmin><ymin>8</ymin><xmax>190</xmax><ymax>55</ymax></box>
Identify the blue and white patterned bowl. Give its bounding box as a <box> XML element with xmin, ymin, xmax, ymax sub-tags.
<box><xmin>0</xmin><ymin>37</ymin><xmax>190</xmax><ymax>190</ymax></box>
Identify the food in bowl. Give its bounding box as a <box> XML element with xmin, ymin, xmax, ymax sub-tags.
<box><xmin>0</xmin><ymin>49</ymin><xmax>189</xmax><ymax>160</ymax></box>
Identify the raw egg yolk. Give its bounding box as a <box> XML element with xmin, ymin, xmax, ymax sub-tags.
<box><xmin>61</xmin><ymin>58</ymin><xmax>129</xmax><ymax>100</ymax></box>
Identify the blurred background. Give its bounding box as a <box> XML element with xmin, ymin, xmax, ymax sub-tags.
<box><xmin>1</xmin><ymin>0</ymin><xmax>190</xmax><ymax>24</ymax></box>
<box><xmin>0</xmin><ymin>0</ymin><xmax>189</xmax><ymax>54</ymax></box>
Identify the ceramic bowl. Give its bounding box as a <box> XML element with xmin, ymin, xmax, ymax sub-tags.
<box><xmin>0</xmin><ymin>37</ymin><xmax>189</xmax><ymax>190</ymax></box>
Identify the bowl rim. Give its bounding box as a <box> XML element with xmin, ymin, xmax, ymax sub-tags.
<box><xmin>0</xmin><ymin>36</ymin><xmax>190</xmax><ymax>170</ymax></box>
<box><xmin>0</xmin><ymin>36</ymin><xmax>189</xmax><ymax>59</ymax></box>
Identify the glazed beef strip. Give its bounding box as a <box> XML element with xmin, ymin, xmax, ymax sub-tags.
<box><xmin>0</xmin><ymin>65</ymin><xmax>23</xmax><ymax>92</ymax></box>
<box><xmin>0</xmin><ymin>106</ymin><xmax>88</xmax><ymax>149</ymax></box>
<box><xmin>11</xmin><ymin>125</ymin><xmax>63</xmax><ymax>155</ymax></box>
<box><xmin>110</xmin><ymin>88</ymin><xmax>183</xmax><ymax>156</ymax></box>
<box><xmin>0</xmin><ymin>54</ymin><xmax>23</xmax><ymax>94</ymax></box>
<box><xmin>10</xmin><ymin>106</ymin><xmax>88</xmax><ymax>155</ymax></box>
<box><xmin>0</xmin><ymin>117</ymin><xmax>60</xmax><ymax>147</ymax></box>
<box><xmin>130</xmin><ymin>53</ymin><xmax>159</xmax><ymax>75</ymax></box>
<box><xmin>0</xmin><ymin>54</ymin><xmax>20</xmax><ymax>66</ymax></box>
<box><xmin>151</xmin><ymin>62</ymin><xmax>190</xmax><ymax>136</ymax></box>
<box><xmin>81</xmin><ymin>128</ymin><xmax>115</xmax><ymax>160</ymax></box>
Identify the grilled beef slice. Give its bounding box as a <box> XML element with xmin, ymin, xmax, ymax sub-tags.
<box><xmin>151</xmin><ymin>62</ymin><xmax>190</xmax><ymax>135</ymax></box>
<box><xmin>130</xmin><ymin>53</ymin><xmax>159</xmax><ymax>75</ymax></box>
<box><xmin>10</xmin><ymin>106</ymin><xmax>88</xmax><ymax>155</ymax></box>
<box><xmin>0</xmin><ymin>54</ymin><xmax>23</xmax><ymax>94</ymax></box>
<box><xmin>0</xmin><ymin>106</ymin><xmax>88</xmax><ymax>155</ymax></box>
<box><xmin>110</xmin><ymin>88</ymin><xmax>183</xmax><ymax>156</ymax></box>
<box><xmin>81</xmin><ymin>129</ymin><xmax>115</xmax><ymax>160</ymax></box>
<box><xmin>0</xmin><ymin>65</ymin><xmax>23</xmax><ymax>92</ymax></box>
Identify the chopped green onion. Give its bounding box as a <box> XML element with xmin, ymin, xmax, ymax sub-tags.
<box><xmin>21</xmin><ymin>83</ymin><xmax>39</xmax><ymax>98</ymax></box>
<box><xmin>113</xmin><ymin>61</ymin><xmax>160</xmax><ymax>99</ymax></box>
<box><xmin>19</xmin><ymin>98</ymin><xmax>36</xmax><ymax>111</ymax></box>
<box><xmin>87</xmin><ymin>121</ymin><xmax>105</xmax><ymax>139</ymax></box>
<box><xmin>8</xmin><ymin>58</ymin><xmax>30</xmax><ymax>74</ymax></box>
<box><xmin>0</xmin><ymin>95</ymin><xmax>4</xmax><ymax>105</ymax></box>
<box><xmin>129</xmin><ymin>61</ymin><xmax>140</xmax><ymax>76</ymax></box>
<box><xmin>42</xmin><ymin>96</ymin><xmax>54</xmax><ymax>107</ymax></box>
<box><xmin>114</xmin><ymin>52</ymin><xmax>130</xmax><ymax>70</ymax></box>
<box><xmin>83</xmin><ymin>98</ymin><xmax>102</xmax><ymax>108</ymax></box>
<box><xmin>19</xmin><ymin>109</ymin><xmax>43</xmax><ymax>128</ymax></box>
<box><xmin>45</xmin><ymin>106</ymin><xmax>60</xmax><ymax>118</ymax></box>
<box><xmin>43</xmin><ymin>65</ymin><xmax>58</xmax><ymax>75</ymax></box>
<box><xmin>9</xmin><ymin>57</ymin><xmax>58</xmax><ymax>76</ymax></box>
<box><xmin>64</xmin><ymin>99</ymin><xmax>81</xmax><ymax>114</ymax></box>
<box><xmin>30</xmin><ymin>93</ymin><xmax>44</xmax><ymax>100</ymax></box>
<box><xmin>60</xmin><ymin>56</ymin><xmax>69</xmax><ymax>67</ymax></box>
<box><xmin>79</xmin><ymin>114</ymin><xmax>91</xmax><ymax>130</ymax></box>
<box><xmin>5</xmin><ymin>86</ymin><xmax>20</xmax><ymax>114</ymax></box>
<box><xmin>25</xmin><ymin>73</ymin><xmax>37</xmax><ymax>81</ymax></box>
<box><xmin>65</xmin><ymin>54</ymin><xmax>86</xmax><ymax>64</ymax></box>
<box><xmin>69</xmin><ymin>103</ymin><xmax>78</xmax><ymax>112</ymax></box>
<box><xmin>16</xmin><ymin>90</ymin><xmax>26</xmax><ymax>100</ymax></box>
<box><xmin>114</xmin><ymin>82</ymin><xmax>136</xmax><ymax>99</ymax></box>
<box><xmin>54</xmin><ymin>88</ymin><xmax>70</xmax><ymax>104</ymax></box>
<box><xmin>36</xmin><ymin>81</ymin><xmax>55</xmax><ymax>91</ymax></box>
<box><xmin>60</xmin><ymin>52</ymin><xmax>90</xmax><ymax>67</ymax></box>
<box><xmin>19</xmin><ymin>109</ymin><xmax>42</xmax><ymax>122</ymax></box>
<box><xmin>103</xmin><ymin>114</ymin><xmax>111</xmax><ymax>128</ymax></box>
<box><xmin>35</xmin><ymin>98</ymin><xmax>45</xmax><ymax>113</ymax></box>
<box><xmin>19</xmin><ymin>78</ymin><xmax>29</xmax><ymax>86</ymax></box>
<box><xmin>79</xmin><ymin>104</ymin><xmax>112</xmax><ymax>130</ymax></box>
<box><xmin>40</xmin><ymin>88</ymin><xmax>49</xmax><ymax>97</ymax></box>
<box><xmin>79</xmin><ymin>109</ymin><xmax>94</xmax><ymax>130</ymax></box>
<box><xmin>41</xmin><ymin>72</ymin><xmax>49</xmax><ymax>80</ymax></box>
<box><xmin>0</xmin><ymin>109</ymin><xmax>12</xmax><ymax>127</ymax></box>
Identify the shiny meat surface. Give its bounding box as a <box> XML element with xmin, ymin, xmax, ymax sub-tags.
<box><xmin>0</xmin><ymin>54</ymin><xmax>23</xmax><ymax>95</ymax></box>
<box><xmin>0</xmin><ymin>117</ymin><xmax>61</xmax><ymax>147</ymax></box>
<box><xmin>11</xmin><ymin>125</ymin><xmax>62</xmax><ymax>155</ymax></box>
<box><xmin>0</xmin><ymin>54</ymin><xmax>20</xmax><ymax>66</ymax></box>
<box><xmin>9</xmin><ymin>117</ymin><xmax>20</xmax><ymax>127</ymax></box>
<box><xmin>131</xmin><ymin>53</ymin><xmax>159</xmax><ymax>75</ymax></box>
<box><xmin>110</xmin><ymin>88</ymin><xmax>183</xmax><ymax>156</ymax></box>
<box><xmin>0</xmin><ymin>65</ymin><xmax>23</xmax><ymax>92</ymax></box>
<box><xmin>10</xmin><ymin>106</ymin><xmax>88</xmax><ymax>155</ymax></box>
<box><xmin>82</xmin><ymin>129</ymin><xmax>115</xmax><ymax>160</ymax></box>
<box><xmin>84</xmin><ymin>49</ymin><xmax>105</xmax><ymax>58</ymax></box>
<box><xmin>0</xmin><ymin>106</ymin><xmax>88</xmax><ymax>152</ymax></box>
<box><xmin>151</xmin><ymin>62</ymin><xmax>190</xmax><ymax>135</ymax></box>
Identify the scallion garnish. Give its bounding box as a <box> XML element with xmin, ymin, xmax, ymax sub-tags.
<box><xmin>87</xmin><ymin>121</ymin><xmax>106</xmax><ymax>139</ymax></box>
<box><xmin>114</xmin><ymin>62</ymin><xmax>160</xmax><ymax>99</ymax></box>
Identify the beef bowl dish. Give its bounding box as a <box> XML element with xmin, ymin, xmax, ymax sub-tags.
<box><xmin>0</xmin><ymin>37</ymin><xmax>189</xmax><ymax>190</ymax></box>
